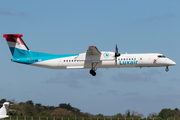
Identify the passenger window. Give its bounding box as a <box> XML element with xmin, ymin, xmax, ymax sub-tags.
<box><xmin>134</xmin><ymin>58</ymin><xmax>136</xmax><ymax>60</ymax></box>
<box><xmin>66</xmin><ymin>60</ymin><xmax>68</xmax><ymax>62</ymax></box>
<box><xmin>132</xmin><ymin>58</ymin><xmax>133</xmax><ymax>60</ymax></box>
<box><xmin>74</xmin><ymin>60</ymin><xmax>76</xmax><ymax>62</ymax></box>
<box><xmin>129</xmin><ymin>58</ymin><xmax>131</xmax><ymax>60</ymax></box>
<box><xmin>126</xmin><ymin>58</ymin><xmax>128</xmax><ymax>60</ymax></box>
<box><xmin>140</xmin><ymin>58</ymin><xmax>142</xmax><ymax>60</ymax></box>
<box><xmin>64</xmin><ymin>60</ymin><xmax>65</xmax><ymax>62</ymax></box>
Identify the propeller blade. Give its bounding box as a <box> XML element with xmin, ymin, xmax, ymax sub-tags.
<box><xmin>114</xmin><ymin>44</ymin><xmax>120</xmax><ymax>65</ymax></box>
<box><xmin>116</xmin><ymin>44</ymin><xmax>118</xmax><ymax>53</ymax></box>
<box><xmin>115</xmin><ymin>44</ymin><xmax>120</xmax><ymax>57</ymax></box>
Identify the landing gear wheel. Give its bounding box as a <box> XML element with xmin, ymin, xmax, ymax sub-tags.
<box><xmin>90</xmin><ymin>62</ymin><xmax>98</xmax><ymax>76</ymax></box>
<box><xmin>90</xmin><ymin>69</ymin><xmax>96</xmax><ymax>76</ymax></box>
<box><xmin>165</xmin><ymin>66</ymin><xmax>169</xmax><ymax>72</ymax></box>
<box><xmin>92</xmin><ymin>72</ymin><xmax>96</xmax><ymax>76</ymax></box>
<box><xmin>90</xmin><ymin>69</ymin><xmax>93</xmax><ymax>74</ymax></box>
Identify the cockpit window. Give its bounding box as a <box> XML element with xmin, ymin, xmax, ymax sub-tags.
<box><xmin>158</xmin><ymin>55</ymin><xmax>166</xmax><ymax>58</ymax></box>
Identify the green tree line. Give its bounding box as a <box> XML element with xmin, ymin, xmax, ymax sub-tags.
<box><xmin>0</xmin><ymin>99</ymin><xmax>180</xmax><ymax>119</ymax></box>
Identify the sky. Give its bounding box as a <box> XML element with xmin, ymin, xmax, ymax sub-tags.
<box><xmin>0</xmin><ymin>0</ymin><xmax>180</xmax><ymax>117</ymax></box>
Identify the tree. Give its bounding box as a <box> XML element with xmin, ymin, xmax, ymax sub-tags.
<box><xmin>174</xmin><ymin>108</ymin><xmax>179</xmax><ymax>112</ymax></box>
<box><xmin>0</xmin><ymin>99</ymin><xmax>7</xmax><ymax>103</ymax></box>
<box><xmin>24</xmin><ymin>105</ymin><xmax>34</xmax><ymax>116</ymax></box>
<box><xmin>168</xmin><ymin>110</ymin><xmax>179</xmax><ymax>118</ymax></box>
<box><xmin>113</xmin><ymin>113</ymin><xmax>124</xmax><ymax>118</ymax></box>
<box><xmin>123</xmin><ymin>110</ymin><xmax>143</xmax><ymax>118</ymax></box>
<box><xmin>124</xmin><ymin>109</ymin><xmax>131</xmax><ymax>118</ymax></box>
<box><xmin>39</xmin><ymin>111</ymin><xmax>50</xmax><ymax>117</ymax></box>
<box><xmin>59</xmin><ymin>103</ymin><xmax>72</xmax><ymax>110</ymax></box>
<box><xmin>159</xmin><ymin>108</ymin><xmax>171</xmax><ymax>119</ymax></box>
<box><xmin>51</xmin><ymin>108</ymin><xmax>69</xmax><ymax>117</ymax></box>
<box><xmin>131</xmin><ymin>110</ymin><xmax>143</xmax><ymax>118</ymax></box>
<box><xmin>159</xmin><ymin>108</ymin><xmax>178</xmax><ymax>119</ymax></box>
<box><xmin>0</xmin><ymin>99</ymin><xmax>6</xmax><ymax>107</ymax></box>
<box><xmin>26</xmin><ymin>100</ymin><xmax>34</xmax><ymax>106</ymax></box>
<box><xmin>147</xmin><ymin>113</ymin><xmax>158</xmax><ymax>119</ymax></box>
<box><xmin>95</xmin><ymin>113</ymin><xmax>104</xmax><ymax>118</ymax></box>
<box><xmin>82</xmin><ymin>112</ymin><xmax>94</xmax><ymax>118</ymax></box>
<box><xmin>35</xmin><ymin>103</ymin><xmax>42</xmax><ymax>107</ymax></box>
<box><xmin>59</xmin><ymin>103</ymin><xmax>80</xmax><ymax>114</ymax></box>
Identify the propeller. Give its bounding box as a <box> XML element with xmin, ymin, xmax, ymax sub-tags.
<box><xmin>115</xmin><ymin>44</ymin><xmax>120</xmax><ymax>64</ymax></box>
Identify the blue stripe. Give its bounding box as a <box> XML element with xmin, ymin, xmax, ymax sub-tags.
<box><xmin>10</xmin><ymin>47</ymin><xmax>32</xmax><ymax>58</ymax></box>
<box><xmin>11</xmin><ymin>48</ymin><xmax>79</xmax><ymax>64</ymax></box>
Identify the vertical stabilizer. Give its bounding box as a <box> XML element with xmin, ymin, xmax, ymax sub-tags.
<box><xmin>0</xmin><ymin>102</ymin><xmax>9</xmax><ymax>119</ymax></box>
<box><xmin>3</xmin><ymin>34</ymin><xmax>32</xmax><ymax>58</ymax></box>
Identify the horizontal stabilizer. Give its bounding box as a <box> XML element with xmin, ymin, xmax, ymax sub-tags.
<box><xmin>0</xmin><ymin>115</ymin><xmax>9</xmax><ymax>119</ymax></box>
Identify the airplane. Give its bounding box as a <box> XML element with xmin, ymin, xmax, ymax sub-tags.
<box><xmin>0</xmin><ymin>102</ymin><xmax>9</xmax><ymax>119</ymax></box>
<box><xmin>3</xmin><ymin>34</ymin><xmax>176</xmax><ymax>76</ymax></box>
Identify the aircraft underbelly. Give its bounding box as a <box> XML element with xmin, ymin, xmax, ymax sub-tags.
<box><xmin>31</xmin><ymin>59</ymin><xmax>62</xmax><ymax>69</ymax></box>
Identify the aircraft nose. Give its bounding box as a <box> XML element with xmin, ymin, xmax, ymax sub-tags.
<box><xmin>170</xmin><ymin>60</ymin><xmax>176</xmax><ymax>66</ymax></box>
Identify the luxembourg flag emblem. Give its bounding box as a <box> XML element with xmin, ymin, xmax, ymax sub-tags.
<box><xmin>35</xmin><ymin>59</ymin><xmax>41</xmax><ymax>62</ymax></box>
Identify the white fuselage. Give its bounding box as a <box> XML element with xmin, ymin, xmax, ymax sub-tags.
<box><xmin>31</xmin><ymin>52</ymin><xmax>176</xmax><ymax>69</ymax></box>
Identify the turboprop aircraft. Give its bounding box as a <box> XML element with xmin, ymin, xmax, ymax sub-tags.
<box><xmin>3</xmin><ymin>34</ymin><xmax>176</xmax><ymax>76</ymax></box>
<box><xmin>0</xmin><ymin>102</ymin><xmax>9</xmax><ymax>119</ymax></box>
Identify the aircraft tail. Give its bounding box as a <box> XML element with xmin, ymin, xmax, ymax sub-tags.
<box><xmin>0</xmin><ymin>102</ymin><xmax>9</xmax><ymax>119</ymax></box>
<box><xmin>3</xmin><ymin>34</ymin><xmax>32</xmax><ymax>58</ymax></box>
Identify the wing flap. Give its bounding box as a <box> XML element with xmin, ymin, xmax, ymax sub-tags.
<box><xmin>86</xmin><ymin>46</ymin><xmax>101</xmax><ymax>55</ymax></box>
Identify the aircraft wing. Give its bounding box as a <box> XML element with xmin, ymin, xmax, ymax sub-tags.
<box><xmin>86</xmin><ymin>46</ymin><xmax>101</xmax><ymax>55</ymax></box>
<box><xmin>75</xmin><ymin>46</ymin><xmax>101</xmax><ymax>60</ymax></box>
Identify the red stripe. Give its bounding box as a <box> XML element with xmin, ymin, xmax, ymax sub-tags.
<box><xmin>3</xmin><ymin>34</ymin><xmax>23</xmax><ymax>38</ymax></box>
<box><xmin>18</xmin><ymin>38</ymin><xmax>24</xmax><ymax>45</ymax></box>
<box><xmin>3</xmin><ymin>34</ymin><xmax>24</xmax><ymax>45</ymax></box>
<box><xmin>6</xmin><ymin>38</ymin><xmax>20</xmax><ymax>44</ymax></box>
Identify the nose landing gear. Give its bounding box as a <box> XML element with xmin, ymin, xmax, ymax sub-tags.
<box><xmin>165</xmin><ymin>66</ymin><xmax>169</xmax><ymax>72</ymax></box>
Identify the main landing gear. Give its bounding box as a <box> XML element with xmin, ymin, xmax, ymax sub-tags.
<box><xmin>90</xmin><ymin>62</ymin><xmax>98</xmax><ymax>76</ymax></box>
<box><xmin>165</xmin><ymin>66</ymin><xmax>169</xmax><ymax>72</ymax></box>
<box><xmin>90</xmin><ymin>69</ymin><xmax>96</xmax><ymax>76</ymax></box>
